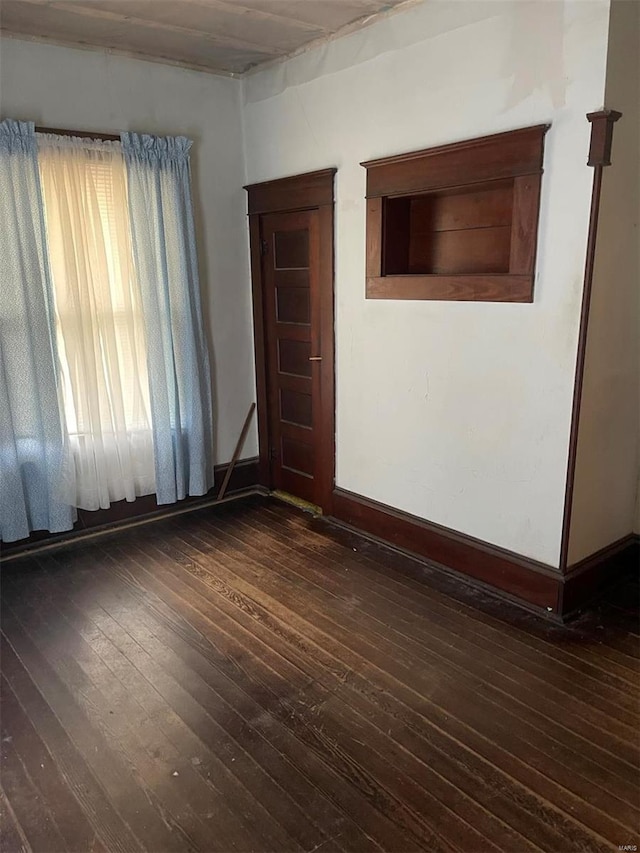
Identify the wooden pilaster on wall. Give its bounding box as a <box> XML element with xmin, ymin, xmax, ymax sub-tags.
<box><xmin>559</xmin><ymin>109</ymin><xmax>622</xmax><ymax>573</ymax></box>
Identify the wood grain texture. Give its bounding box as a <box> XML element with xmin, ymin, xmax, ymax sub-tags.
<box><xmin>362</xmin><ymin>125</ymin><xmax>549</xmax><ymax>197</ymax></box>
<box><xmin>330</xmin><ymin>487</ymin><xmax>638</xmax><ymax>618</ymax></box>
<box><xmin>408</xmin><ymin>225</ymin><xmax>512</xmax><ymax>275</ymax></box>
<box><xmin>410</xmin><ymin>183</ymin><xmax>514</xmax><ymax>232</ymax></box>
<box><xmin>366</xmin><ymin>197</ymin><xmax>383</xmax><ymax>278</ymax></box>
<box><xmin>262</xmin><ymin>209</ymin><xmax>319</xmax><ymax>506</ymax></box>
<box><xmin>331</xmin><ymin>488</ymin><xmax>560</xmax><ymax>612</ymax></box>
<box><xmin>245</xmin><ymin>169</ymin><xmax>336</xmax><ymax>215</ymax></box>
<box><xmin>586</xmin><ymin>110</ymin><xmax>622</xmax><ymax>167</ymax></box>
<box><xmin>364</xmin><ymin>126</ymin><xmax>547</xmax><ymax>302</ymax></box>
<box><xmin>366</xmin><ymin>273</ymin><xmax>533</xmax><ymax>302</ymax></box>
<box><xmin>246</xmin><ymin>171</ymin><xmax>335</xmax><ymax>513</ymax></box>
<box><xmin>1</xmin><ymin>494</ymin><xmax>637</xmax><ymax>853</ymax></box>
<box><xmin>509</xmin><ymin>175</ymin><xmax>542</xmax><ymax>276</ymax></box>
<box><xmin>280</xmin><ymin>388</ymin><xmax>313</xmax><ymax>428</ymax></box>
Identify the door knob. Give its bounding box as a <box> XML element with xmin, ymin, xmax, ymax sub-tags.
<box><xmin>309</xmin><ymin>356</ymin><xmax>322</xmax><ymax>361</ymax></box>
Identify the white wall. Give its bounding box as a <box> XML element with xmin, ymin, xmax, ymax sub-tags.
<box><xmin>0</xmin><ymin>36</ymin><xmax>258</xmax><ymax>465</ymax></box>
<box><xmin>568</xmin><ymin>0</ymin><xmax>640</xmax><ymax>562</ymax></box>
<box><xmin>241</xmin><ymin>0</ymin><xmax>611</xmax><ymax>566</ymax></box>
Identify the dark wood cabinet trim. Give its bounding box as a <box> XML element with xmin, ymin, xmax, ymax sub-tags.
<box><xmin>363</xmin><ymin>125</ymin><xmax>548</xmax><ymax>302</ymax></box>
<box><xmin>362</xmin><ymin>125</ymin><xmax>549</xmax><ymax>197</ymax></box>
<box><xmin>509</xmin><ymin>174</ymin><xmax>542</xmax><ymax>275</ymax></box>
<box><xmin>245</xmin><ymin>169</ymin><xmax>337</xmax><ymax>215</ymax></box>
<box><xmin>246</xmin><ymin>171</ymin><xmax>336</xmax><ymax>514</ymax></box>
<box><xmin>559</xmin><ymin>109</ymin><xmax>622</xmax><ymax>571</ymax></box>
<box><xmin>366</xmin><ymin>274</ymin><xmax>533</xmax><ymax>302</ymax></box>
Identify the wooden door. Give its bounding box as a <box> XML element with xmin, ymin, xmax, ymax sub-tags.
<box><xmin>261</xmin><ymin>209</ymin><xmax>323</xmax><ymax>505</ymax></box>
<box><xmin>246</xmin><ymin>169</ymin><xmax>335</xmax><ymax>513</ymax></box>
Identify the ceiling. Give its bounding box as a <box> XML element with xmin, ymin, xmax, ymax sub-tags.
<box><xmin>0</xmin><ymin>0</ymin><xmax>412</xmax><ymax>75</ymax></box>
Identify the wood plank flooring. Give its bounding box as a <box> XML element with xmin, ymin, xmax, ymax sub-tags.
<box><xmin>1</xmin><ymin>495</ymin><xmax>638</xmax><ymax>853</ymax></box>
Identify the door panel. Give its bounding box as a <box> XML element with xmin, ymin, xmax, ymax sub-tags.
<box><xmin>262</xmin><ymin>209</ymin><xmax>321</xmax><ymax>504</ymax></box>
<box><xmin>281</xmin><ymin>435</ymin><xmax>314</xmax><ymax>477</ymax></box>
<box><xmin>276</xmin><ymin>286</ymin><xmax>310</xmax><ymax>324</ymax></box>
<box><xmin>278</xmin><ymin>338</ymin><xmax>312</xmax><ymax>377</ymax></box>
<box><xmin>274</xmin><ymin>228</ymin><xmax>309</xmax><ymax>268</ymax></box>
<box><xmin>280</xmin><ymin>388</ymin><xmax>312</xmax><ymax>428</ymax></box>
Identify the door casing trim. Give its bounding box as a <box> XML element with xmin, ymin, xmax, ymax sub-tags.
<box><xmin>245</xmin><ymin>169</ymin><xmax>336</xmax><ymax>513</ymax></box>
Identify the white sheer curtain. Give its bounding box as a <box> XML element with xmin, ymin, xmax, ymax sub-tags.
<box><xmin>37</xmin><ymin>134</ymin><xmax>155</xmax><ymax>510</ymax></box>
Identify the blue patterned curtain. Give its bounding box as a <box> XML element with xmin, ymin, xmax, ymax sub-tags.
<box><xmin>120</xmin><ymin>133</ymin><xmax>214</xmax><ymax>504</ymax></box>
<box><xmin>0</xmin><ymin>120</ymin><xmax>76</xmax><ymax>542</ymax></box>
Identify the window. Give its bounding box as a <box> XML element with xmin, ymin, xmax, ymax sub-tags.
<box><xmin>1</xmin><ymin>119</ymin><xmax>212</xmax><ymax>542</ymax></box>
<box><xmin>38</xmin><ymin>134</ymin><xmax>156</xmax><ymax>508</ymax></box>
<box><xmin>362</xmin><ymin>125</ymin><xmax>549</xmax><ymax>302</ymax></box>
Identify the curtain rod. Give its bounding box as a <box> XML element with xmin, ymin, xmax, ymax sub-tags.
<box><xmin>35</xmin><ymin>125</ymin><xmax>121</xmax><ymax>142</ymax></box>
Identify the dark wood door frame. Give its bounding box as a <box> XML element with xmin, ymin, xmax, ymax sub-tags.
<box><xmin>245</xmin><ymin>169</ymin><xmax>336</xmax><ymax>514</ymax></box>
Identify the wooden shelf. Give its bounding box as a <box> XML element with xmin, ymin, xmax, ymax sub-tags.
<box><xmin>362</xmin><ymin>126</ymin><xmax>549</xmax><ymax>302</ymax></box>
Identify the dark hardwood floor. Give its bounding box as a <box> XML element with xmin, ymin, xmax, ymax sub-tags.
<box><xmin>1</xmin><ymin>495</ymin><xmax>638</xmax><ymax>853</ymax></box>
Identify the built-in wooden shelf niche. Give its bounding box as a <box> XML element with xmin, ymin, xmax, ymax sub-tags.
<box><xmin>362</xmin><ymin>125</ymin><xmax>549</xmax><ymax>302</ymax></box>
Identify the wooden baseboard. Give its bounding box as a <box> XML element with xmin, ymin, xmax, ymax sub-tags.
<box><xmin>1</xmin><ymin>457</ymin><xmax>260</xmax><ymax>558</ymax></box>
<box><xmin>213</xmin><ymin>456</ymin><xmax>260</xmax><ymax>496</ymax></box>
<box><xmin>329</xmin><ymin>487</ymin><xmax>636</xmax><ymax>618</ymax></box>
<box><xmin>561</xmin><ymin>534</ymin><xmax>639</xmax><ymax>617</ymax></box>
